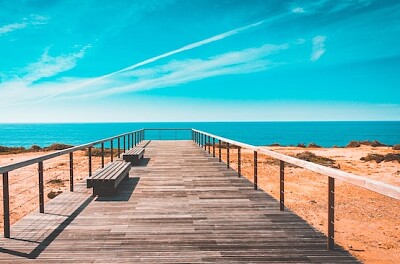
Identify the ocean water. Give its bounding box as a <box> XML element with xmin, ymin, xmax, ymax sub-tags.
<box><xmin>0</xmin><ymin>122</ymin><xmax>399</xmax><ymax>148</ymax></box>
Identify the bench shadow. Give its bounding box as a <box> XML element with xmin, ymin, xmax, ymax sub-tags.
<box><xmin>95</xmin><ymin>177</ymin><xmax>140</xmax><ymax>202</ymax></box>
<box><xmin>135</xmin><ymin>157</ymin><xmax>150</xmax><ymax>167</ymax></box>
<box><xmin>0</xmin><ymin>195</ymin><xmax>94</xmax><ymax>259</ymax></box>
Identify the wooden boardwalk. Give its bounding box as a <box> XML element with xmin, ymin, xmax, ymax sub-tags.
<box><xmin>0</xmin><ymin>140</ymin><xmax>358</xmax><ymax>263</ymax></box>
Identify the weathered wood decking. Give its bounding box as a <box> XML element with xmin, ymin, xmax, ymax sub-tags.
<box><xmin>0</xmin><ymin>140</ymin><xmax>358</xmax><ymax>263</ymax></box>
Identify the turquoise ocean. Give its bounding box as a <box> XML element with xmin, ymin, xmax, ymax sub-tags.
<box><xmin>0</xmin><ymin>122</ymin><xmax>399</xmax><ymax>148</ymax></box>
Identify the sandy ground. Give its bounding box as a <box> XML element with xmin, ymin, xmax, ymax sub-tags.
<box><xmin>0</xmin><ymin>150</ymin><xmax>107</xmax><ymax>227</ymax></box>
<box><xmin>0</xmin><ymin>145</ymin><xmax>399</xmax><ymax>263</ymax></box>
<box><xmin>216</xmin><ymin>145</ymin><xmax>400</xmax><ymax>264</ymax></box>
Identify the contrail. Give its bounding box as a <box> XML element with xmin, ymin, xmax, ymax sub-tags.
<box><xmin>40</xmin><ymin>19</ymin><xmax>266</xmax><ymax>101</ymax></box>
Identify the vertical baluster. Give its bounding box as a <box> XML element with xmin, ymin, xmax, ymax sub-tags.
<box><xmin>227</xmin><ymin>143</ymin><xmax>230</xmax><ymax>168</ymax></box>
<box><xmin>328</xmin><ymin>177</ymin><xmax>335</xmax><ymax>250</ymax></box>
<box><xmin>88</xmin><ymin>147</ymin><xmax>92</xmax><ymax>176</ymax></box>
<box><xmin>128</xmin><ymin>134</ymin><xmax>130</xmax><ymax>150</ymax></box>
<box><xmin>204</xmin><ymin>134</ymin><xmax>206</xmax><ymax>150</ymax></box>
<box><xmin>238</xmin><ymin>147</ymin><xmax>241</xmax><ymax>177</ymax></box>
<box><xmin>134</xmin><ymin>132</ymin><xmax>137</xmax><ymax>146</ymax></box>
<box><xmin>2</xmin><ymin>172</ymin><xmax>10</xmax><ymax>238</ymax></box>
<box><xmin>101</xmin><ymin>143</ymin><xmax>104</xmax><ymax>168</ymax></box>
<box><xmin>254</xmin><ymin>151</ymin><xmax>258</xmax><ymax>190</ymax></box>
<box><xmin>118</xmin><ymin>137</ymin><xmax>121</xmax><ymax>158</ymax></box>
<box><xmin>38</xmin><ymin>161</ymin><xmax>44</xmax><ymax>213</ymax></box>
<box><xmin>70</xmin><ymin>152</ymin><xmax>74</xmax><ymax>192</ymax></box>
<box><xmin>131</xmin><ymin>133</ymin><xmax>134</xmax><ymax>148</ymax></box>
<box><xmin>208</xmin><ymin>136</ymin><xmax>210</xmax><ymax>153</ymax></box>
<box><xmin>219</xmin><ymin>140</ymin><xmax>222</xmax><ymax>162</ymax></box>
<box><xmin>111</xmin><ymin>140</ymin><xmax>114</xmax><ymax>162</ymax></box>
<box><xmin>123</xmin><ymin>135</ymin><xmax>126</xmax><ymax>152</ymax></box>
<box><xmin>212</xmin><ymin>138</ymin><xmax>215</xmax><ymax>157</ymax></box>
<box><xmin>280</xmin><ymin>161</ymin><xmax>285</xmax><ymax>211</ymax></box>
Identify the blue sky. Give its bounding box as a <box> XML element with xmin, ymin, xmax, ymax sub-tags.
<box><xmin>0</xmin><ymin>0</ymin><xmax>399</xmax><ymax>122</ymax></box>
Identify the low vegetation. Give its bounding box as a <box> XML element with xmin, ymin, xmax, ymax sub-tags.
<box><xmin>307</xmin><ymin>143</ymin><xmax>322</xmax><ymax>148</ymax></box>
<box><xmin>346</xmin><ymin>140</ymin><xmax>387</xmax><ymax>148</ymax></box>
<box><xmin>47</xmin><ymin>190</ymin><xmax>62</xmax><ymax>199</ymax></box>
<box><xmin>0</xmin><ymin>143</ymin><xmax>74</xmax><ymax>155</ymax></box>
<box><xmin>360</xmin><ymin>153</ymin><xmax>400</xmax><ymax>163</ymax></box>
<box><xmin>393</xmin><ymin>144</ymin><xmax>400</xmax><ymax>150</ymax></box>
<box><xmin>295</xmin><ymin>151</ymin><xmax>338</xmax><ymax>168</ymax></box>
<box><xmin>44</xmin><ymin>143</ymin><xmax>74</xmax><ymax>151</ymax></box>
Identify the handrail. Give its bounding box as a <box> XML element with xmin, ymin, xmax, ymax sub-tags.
<box><xmin>192</xmin><ymin>129</ymin><xmax>400</xmax><ymax>200</ymax></box>
<box><xmin>143</xmin><ymin>128</ymin><xmax>192</xmax><ymax>131</ymax></box>
<box><xmin>0</xmin><ymin>129</ymin><xmax>144</xmax><ymax>174</ymax></box>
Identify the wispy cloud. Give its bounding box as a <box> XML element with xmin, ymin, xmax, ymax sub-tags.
<box><xmin>311</xmin><ymin>35</ymin><xmax>326</xmax><ymax>61</ymax></box>
<box><xmin>39</xmin><ymin>19</ymin><xmax>267</xmax><ymax>101</ymax></box>
<box><xmin>298</xmin><ymin>0</ymin><xmax>374</xmax><ymax>14</ymax></box>
<box><xmin>21</xmin><ymin>45</ymin><xmax>91</xmax><ymax>84</ymax></box>
<box><xmin>0</xmin><ymin>43</ymin><xmax>289</xmax><ymax>104</ymax></box>
<box><xmin>70</xmin><ymin>43</ymin><xmax>289</xmax><ymax>98</ymax></box>
<box><xmin>0</xmin><ymin>14</ymin><xmax>48</xmax><ymax>35</ymax></box>
<box><xmin>292</xmin><ymin>7</ymin><xmax>305</xmax><ymax>13</ymax></box>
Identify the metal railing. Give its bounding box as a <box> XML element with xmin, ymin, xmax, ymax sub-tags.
<box><xmin>0</xmin><ymin>129</ymin><xmax>145</xmax><ymax>238</ymax></box>
<box><xmin>143</xmin><ymin>128</ymin><xmax>192</xmax><ymax>140</ymax></box>
<box><xmin>191</xmin><ymin>129</ymin><xmax>400</xmax><ymax>250</ymax></box>
<box><xmin>1</xmin><ymin>127</ymin><xmax>399</xmax><ymax>252</ymax></box>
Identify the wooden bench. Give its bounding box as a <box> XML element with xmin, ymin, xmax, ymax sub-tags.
<box><xmin>87</xmin><ymin>161</ymin><xmax>130</xmax><ymax>196</ymax></box>
<box><xmin>123</xmin><ymin>147</ymin><xmax>145</xmax><ymax>165</ymax></box>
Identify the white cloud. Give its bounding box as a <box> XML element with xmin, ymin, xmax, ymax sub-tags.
<box><xmin>0</xmin><ymin>43</ymin><xmax>289</xmax><ymax>105</ymax></box>
<box><xmin>74</xmin><ymin>43</ymin><xmax>289</xmax><ymax>98</ymax></box>
<box><xmin>0</xmin><ymin>22</ymin><xmax>27</xmax><ymax>35</ymax></box>
<box><xmin>38</xmin><ymin>19</ymin><xmax>267</xmax><ymax>101</ymax></box>
<box><xmin>21</xmin><ymin>45</ymin><xmax>91</xmax><ymax>83</ymax></box>
<box><xmin>0</xmin><ymin>14</ymin><xmax>48</xmax><ymax>36</ymax></box>
<box><xmin>292</xmin><ymin>7</ymin><xmax>305</xmax><ymax>13</ymax></box>
<box><xmin>300</xmin><ymin>0</ymin><xmax>374</xmax><ymax>14</ymax></box>
<box><xmin>310</xmin><ymin>35</ymin><xmax>326</xmax><ymax>61</ymax></box>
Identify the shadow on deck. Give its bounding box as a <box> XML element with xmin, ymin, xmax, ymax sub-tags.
<box><xmin>0</xmin><ymin>140</ymin><xmax>359</xmax><ymax>263</ymax></box>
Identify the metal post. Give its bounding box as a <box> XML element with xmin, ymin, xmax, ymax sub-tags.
<box><xmin>101</xmin><ymin>143</ymin><xmax>104</xmax><ymax>168</ymax></box>
<box><xmin>118</xmin><ymin>137</ymin><xmax>121</xmax><ymax>158</ymax></box>
<box><xmin>2</xmin><ymin>172</ymin><xmax>10</xmax><ymax>238</ymax></box>
<box><xmin>135</xmin><ymin>132</ymin><xmax>137</xmax><ymax>147</ymax></box>
<box><xmin>131</xmin><ymin>133</ymin><xmax>134</xmax><ymax>148</ymax></box>
<box><xmin>219</xmin><ymin>140</ymin><xmax>222</xmax><ymax>162</ymax></box>
<box><xmin>204</xmin><ymin>134</ymin><xmax>206</xmax><ymax>150</ymax></box>
<box><xmin>328</xmin><ymin>177</ymin><xmax>335</xmax><ymax>250</ymax></box>
<box><xmin>111</xmin><ymin>140</ymin><xmax>114</xmax><ymax>162</ymax></box>
<box><xmin>227</xmin><ymin>143</ymin><xmax>230</xmax><ymax>168</ymax></box>
<box><xmin>280</xmin><ymin>161</ymin><xmax>284</xmax><ymax>211</ymax></box>
<box><xmin>208</xmin><ymin>136</ymin><xmax>210</xmax><ymax>153</ymax></box>
<box><xmin>254</xmin><ymin>151</ymin><xmax>258</xmax><ymax>190</ymax></box>
<box><xmin>212</xmin><ymin>138</ymin><xmax>215</xmax><ymax>157</ymax></box>
<box><xmin>88</xmin><ymin>147</ymin><xmax>92</xmax><ymax>176</ymax></box>
<box><xmin>128</xmin><ymin>134</ymin><xmax>130</xmax><ymax>149</ymax></box>
<box><xmin>38</xmin><ymin>161</ymin><xmax>44</xmax><ymax>213</ymax></box>
<box><xmin>123</xmin><ymin>135</ymin><xmax>126</xmax><ymax>152</ymax></box>
<box><xmin>238</xmin><ymin>147</ymin><xmax>241</xmax><ymax>177</ymax></box>
<box><xmin>69</xmin><ymin>152</ymin><xmax>74</xmax><ymax>192</ymax></box>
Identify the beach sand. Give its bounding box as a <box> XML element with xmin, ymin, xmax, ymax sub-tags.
<box><xmin>0</xmin><ymin>145</ymin><xmax>399</xmax><ymax>263</ymax></box>
<box><xmin>218</xmin><ymin>145</ymin><xmax>400</xmax><ymax>264</ymax></box>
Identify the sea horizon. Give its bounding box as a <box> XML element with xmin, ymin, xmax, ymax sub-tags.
<box><xmin>1</xmin><ymin>121</ymin><xmax>399</xmax><ymax>148</ymax></box>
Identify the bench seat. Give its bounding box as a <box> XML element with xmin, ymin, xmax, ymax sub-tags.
<box><xmin>87</xmin><ymin>161</ymin><xmax>130</xmax><ymax>196</ymax></box>
<box><xmin>123</xmin><ymin>147</ymin><xmax>145</xmax><ymax>165</ymax></box>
